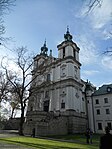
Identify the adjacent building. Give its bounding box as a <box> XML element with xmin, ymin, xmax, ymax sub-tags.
<box><xmin>23</xmin><ymin>28</ymin><xmax>112</xmax><ymax>136</ymax></box>
<box><xmin>92</xmin><ymin>84</ymin><xmax>112</xmax><ymax>133</ymax></box>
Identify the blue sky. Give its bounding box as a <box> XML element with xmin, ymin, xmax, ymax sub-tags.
<box><xmin>1</xmin><ymin>0</ymin><xmax>112</xmax><ymax>88</ymax></box>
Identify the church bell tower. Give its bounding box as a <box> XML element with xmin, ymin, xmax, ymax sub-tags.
<box><xmin>55</xmin><ymin>27</ymin><xmax>83</xmax><ymax>113</ymax></box>
<box><xmin>58</xmin><ymin>27</ymin><xmax>80</xmax><ymax>63</ymax></box>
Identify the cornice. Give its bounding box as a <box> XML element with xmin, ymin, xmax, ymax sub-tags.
<box><xmin>30</xmin><ymin>78</ymin><xmax>83</xmax><ymax>92</ymax></box>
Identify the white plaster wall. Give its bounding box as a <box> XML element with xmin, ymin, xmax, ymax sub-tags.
<box><xmin>82</xmin><ymin>94</ymin><xmax>86</xmax><ymax>114</ymax></box>
<box><xmin>50</xmin><ymin>89</ymin><xmax>60</xmax><ymax>112</ymax></box>
<box><xmin>93</xmin><ymin>94</ymin><xmax>112</xmax><ymax>133</ymax></box>
<box><xmin>65</xmin><ymin>61</ymin><xmax>80</xmax><ymax>81</ymax></box>
<box><xmin>55</xmin><ymin>88</ymin><xmax>60</xmax><ymax>111</ymax></box>
<box><xmin>87</xmin><ymin>96</ymin><xmax>94</xmax><ymax>131</ymax></box>
<box><xmin>58</xmin><ymin>45</ymin><xmax>79</xmax><ymax>59</ymax></box>
<box><xmin>67</xmin><ymin>63</ymin><xmax>74</xmax><ymax>78</ymax></box>
<box><xmin>74</xmin><ymin>66</ymin><xmax>79</xmax><ymax>81</ymax></box>
<box><xmin>58</xmin><ymin>50</ymin><xmax>60</xmax><ymax>58</ymax></box>
<box><xmin>50</xmin><ymin>69</ymin><xmax>53</xmax><ymax>82</ymax></box>
<box><xmin>66</xmin><ymin>87</ymin><xmax>82</xmax><ymax>111</ymax></box>
<box><xmin>74</xmin><ymin>88</ymin><xmax>81</xmax><ymax>112</ymax></box>
<box><xmin>58</xmin><ymin>49</ymin><xmax>63</xmax><ymax>59</ymax></box>
<box><xmin>79</xmin><ymin>90</ymin><xmax>83</xmax><ymax>112</ymax></box>
<box><xmin>77</xmin><ymin>67</ymin><xmax>80</xmax><ymax>81</ymax></box>
<box><xmin>40</xmin><ymin>92</ymin><xmax>44</xmax><ymax>111</ymax></box>
<box><xmin>66</xmin><ymin>46</ymin><xmax>73</xmax><ymax>57</ymax></box>
<box><xmin>66</xmin><ymin>86</ymin><xmax>73</xmax><ymax>109</ymax></box>
<box><xmin>52</xmin><ymin>67</ymin><xmax>56</xmax><ymax>82</ymax></box>
<box><xmin>75</xmin><ymin>51</ymin><xmax>79</xmax><ymax>61</ymax></box>
<box><xmin>54</xmin><ymin>66</ymin><xmax>60</xmax><ymax>82</ymax></box>
<box><xmin>49</xmin><ymin>90</ymin><xmax>53</xmax><ymax>111</ymax></box>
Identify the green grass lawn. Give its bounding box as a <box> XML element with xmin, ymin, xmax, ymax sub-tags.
<box><xmin>48</xmin><ymin>133</ymin><xmax>100</xmax><ymax>143</ymax></box>
<box><xmin>0</xmin><ymin>134</ymin><xmax>100</xmax><ymax>149</ymax></box>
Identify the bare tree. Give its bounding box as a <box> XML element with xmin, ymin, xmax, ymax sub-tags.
<box><xmin>1</xmin><ymin>46</ymin><xmax>53</xmax><ymax>135</ymax></box>
<box><xmin>8</xmin><ymin>92</ymin><xmax>20</xmax><ymax>118</ymax></box>
<box><xmin>85</xmin><ymin>0</ymin><xmax>112</xmax><ymax>55</ymax></box>
<box><xmin>0</xmin><ymin>0</ymin><xmax>15</xmax><ymax>44</ymax></box>
<box><xmin>103</xmin><ymin>47</ymin><xmax>112</xmax><ymax>56</ymax></box>
<box><xmin>0</xmin><ymin>0</ymin><xmax>15</xmax><ymax>13</ymax></box>
<box><xmin>0</xmin><ymin>70</ymin><xmax>14</xmax><ymax>122</ymax></box>
<box><xmin>0</xmin><ymin>71</ymin><xmax>11</xmax><ymax>102</ymax></box>
<box><xmin>1</xmin><ymin>46</ymin><xmax>36</xmax><ymax>135</ymax></box>
<box><xmin>85</xmin><ymin>0</ymin><xmax>102</xmax><ymax>13</ymax></box>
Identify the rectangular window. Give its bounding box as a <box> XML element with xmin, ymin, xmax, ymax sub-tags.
<box><xmin>45</xmin><ymin>91</ymin><xmax>49</xmax><ymax>98</ymax></box>
<box><xmin>104</xmin><ymin>98</ymin><xmax>108</xmax><ymax>103</ymax></box>
<box><xmin>61</xmin><ymin>101</ymin><xmax>65</xmax><ymax>109</ymax></box>
<box><xmin>107</xmin><ymin>122</ymin><xmax>112</xmax><ymax>130</ymax></box>
<box><xmin>30</xmin><ymin>106</ymin><xmax>33</xmax><ymax>111</ymax></box>
<box><xmin>98</xmin><ymin>123</ymin><xmax>102</xmax><ymax>130</ymax></box>
<box><xmin>61</xmin><ymin>68</ymin><xmax>66</xmax><ymax>77</ymax></box>
<box><xmin>73</xmin><ymin>49</ymin><xmax>76</xmax><ymax>58</ymax></box>
<box><xmin>82</xmin><ymin>98</ymin><xmax>84</xmax><ymax>101</ymax></box>
<box><xmin>47</xmin><ymin>74</ymin><xmax>50</xmax><ymax>81</ymax></box>
<box><xmin>74</xmin><ymin>66</ymin><xmax>78</xmax><ymax>78</ymax></box>
<box><xmin>97</xmin><ymin>109</ymin><xmax>100</xmax><ymax>115</ymax></box>
<box><xmin>63</xmin><ymin>47</ymin><xmax>65</xmax><ymax>58</ymax></box>
<box><xmin>96</xmin><ymin>99</ymin><xmax>99</xmax><ymax>104</ymax></box>
<box><xmin>106</xmin><ymin>109</ymin><xmax>110</xmax><ymax>114</ymax></box>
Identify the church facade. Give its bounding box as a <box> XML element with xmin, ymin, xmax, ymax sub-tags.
<box><xmin>24</xmin><ymin>28</ymin><xmax>111</xmax><ymax>136</ymax></box>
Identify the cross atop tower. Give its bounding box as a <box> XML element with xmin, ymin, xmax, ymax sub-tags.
<box><xmin>64</xmin><ymin>26</ymin><xmax>73</xmax><ymax>42</ymax></box>
<box><xmin>40</xmin><ymin>39</ymin><xmax>48</xmax><ymax>56</ymax></box>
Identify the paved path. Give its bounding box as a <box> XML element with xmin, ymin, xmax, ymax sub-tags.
<box><xmin>0</xmin><ymin>130</ymin><xmax>19</xmax><ymax>138</ymax></box>
<box><xmin>0</xmin><ymin>130</ymin><xmax>32</xmax><ymax>149</ymax></box>
<box><xmin>0</xmin><ymin>142</ymin><xmax>31</xmax><ymax>149</ymax></box>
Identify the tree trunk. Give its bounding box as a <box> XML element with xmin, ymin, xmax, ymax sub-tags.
<box><xmin>10</xmin><ymin>108</ymin><xmax>14</xmax><ymax>119</ymax></box>
<box><xmin>19</xmin><ymin>107</ymin><xmax>24</xmax><ymax>136</ymax></box>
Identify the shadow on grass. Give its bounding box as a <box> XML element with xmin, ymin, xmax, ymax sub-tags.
<box><xmin>0</xmin><ymin>138</ymin><xmax>98</xmax><ymax>149</ymax></box>
<box><xmin>0</xmin><ymin>138</ymin><xmax>78</xmax><ymax>149</ymax></box>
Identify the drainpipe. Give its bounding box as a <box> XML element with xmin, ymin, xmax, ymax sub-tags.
<box><xmin>91</xmin><ymin>95</ymin><xmax>96</xmax><ymax>133</ymax></box>
<box><xmin>85</xmin><ymin>92</ymin><xmax>89</xmax><ymax>128</ymax></box>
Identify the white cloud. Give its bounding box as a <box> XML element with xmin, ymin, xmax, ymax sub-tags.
<box><xmin>76</xmin><ymin>35</ymin><xmax>98</xmax><ymax>65</ymax></box>
<box><xmin>81</xmin><ymin>0</ymin><xmax>112</xmax><ymax>29</ymax></box>
<box><xmin>102</xmin><ymin>28</ymin><xmax>112</xmax><ymax>40</ymax></box>
<box><xmin>82</xmin><ymin>70</ymin><xmax>100</xmax><ymax>76</ymax></box>
<box><xmin>91</xmin><ymin>0</ymin><xmax>112</xmax><ymax>29</ymax></box>
<box><xmin>98</xmin><ymin>82</ymin><xmax>112</xmax><ymax>88</ymax></box>
<box><xmin>102</xmin><ymin>56</ymin><xmax>112</xmax><ymax>69</ymax></box>
<box><xmin>1</xmin><ymin>56</ymin><xmax>22</xmax><ymax>76</ymax></box>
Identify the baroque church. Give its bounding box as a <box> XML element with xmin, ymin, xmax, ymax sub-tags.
<box><xmin>24</xmin><ymin>28</ymin><xmax>112</xmax><ymax>136</ymax></box>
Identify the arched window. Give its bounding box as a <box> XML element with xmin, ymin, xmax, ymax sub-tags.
<box><xmin>61</xmin><ymin>100</ymin><xmax>65</xmax><ymax>109</ymax></box>
<box><xmin>63</xmin><ymin>47</ymin><xmax>65</xmax><ymax>58</ymax></box>
<box><xmin>30</xmin><ymin>106</ymin><xmax>33</xmax><ymax>111</ymax></box>
<box><xmin>47</xmin><ymin>74</ymin><xmax>50</xmax><ymax>81</ymax></box>
<box><xmin>45</xmin><ymin>91</ymin><xmax>49</xmax><ymax>98</ymax></box>
<box><xmin>73</xmin><ymin>49</ymin><xmax>76</xmax><ymax>58</ymax></box>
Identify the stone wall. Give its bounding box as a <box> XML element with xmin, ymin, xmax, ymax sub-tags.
<box><xmin>4</xmin><ymin>118</ymin><xmax>20</xmax><ymax>130</ymax></box>
<box><xmin>67</xmin><ymin>111</ymin><xmax>87</xmax><ymax>134</ymax></box>
<box><xmin>35</xmin><ymin>116</ymin><xmax>68</xmax><ymax>136</ymax></box>
<box><xmin>24</xmin><ymin>110</ymin><xmax>87</xmax><ymax>136</ymax></box>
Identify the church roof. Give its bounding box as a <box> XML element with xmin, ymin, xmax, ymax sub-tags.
<box><xmin>93</xmin><ymin>84</ymin><xmax>112</xmax><ymax>96</ymax></box>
